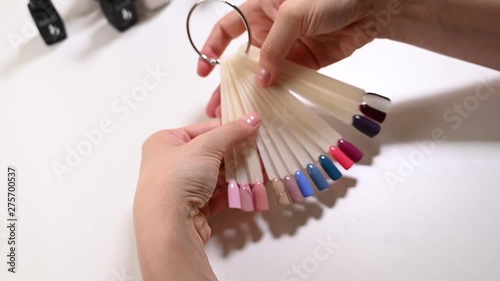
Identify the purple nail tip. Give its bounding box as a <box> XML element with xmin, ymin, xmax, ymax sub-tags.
<box><xmin>352</xmin><ymin>115</ymin><xmax>381</xmax><ymax>138</ymax></box>
<box><xmin>337</xmin><ymin>139</ymin><xmax>363</xmax><ymax>162</ymax></box>
<box><xmin>360</xmin><ymin>103</ymin><xmax>386</xmax><ymax>123</ymax></box>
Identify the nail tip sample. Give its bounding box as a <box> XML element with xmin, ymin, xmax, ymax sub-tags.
<box><xmin>359</xmin><ymin>103</ymin><xmax>386</xmax><ymax>123</ymax></box>
<box><xmin>364</xmin><ymin>92</ymin><xmax>392</xmax><ymax>113</ymax></box>
<box><xmin>239</xmin><ymin>182</ymin><xmax>255</xmax><ymax>212</ymax></box>
<box><xmin>270</xmin><ymin>179</ymin><xmax>291</xmax><ymax>205</ymax></box>
<box><xmin>337</xmin><ymin>139</ymin><xmax>364</xmax><ymax>162</ymax></box>
<box><xmin>329</xmin><ymin>146</ymin><xmax>354</xmax><ymax>170</ymax></box>
<box><xmin>318</xmin><ymin>155</ymin><xmax>343</xmax><ymax>181</ymax></box>
<box><xmin>284</xmin><ymin>175</ymin><xmax>305</xmax><ymax>203</ymax></box>
<box><xmin>306</xmin><ymin>164</ymin><xmax>329</xmax><ymax>191</ymax></box>
<box><xmin>295</xmin><ymin>170</ymin><xmax>315</xmax><ymax>197</ymax></box>
<box><xmin>253</xmin><ymin>181</ymin><xmax>270</xmax><ymax>212</ymax></box>
<box><xmin>227</xmin><ymin>180</ymin><xmax>242</xmax><ymax>209</ymax></box>
<box><xmin>352</xmin><ymin>115</ymin><xmax>381</xmax><ymax>138</ymax></box>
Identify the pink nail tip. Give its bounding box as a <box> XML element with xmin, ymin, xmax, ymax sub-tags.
<box><xmin>228</xmin><ymin>180</ymin><xmax>241</xmax><ymax>209</ymax></box>
<box><xmin>253</xmin><ymin>181</ymin><xmax>269</xmax><ymax>212</ymax></box>
<box><xmin>337</xmin><ymin>139</ymin><xmax>363</xmax><ymax>162</ymax></box>
<box><xmin>239</xmin><ymin>182</ymin><xmax>255</xmax><ymax>212</ymax></box>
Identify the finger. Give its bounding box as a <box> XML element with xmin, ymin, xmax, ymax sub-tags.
<box><xmin>206</xmin><ymin>86</ymin><xmax>221</xmax><ymax>118</ymax></box>
<box><xmin>169</xmin><ymin>120</ymin><xmax>221</xmax><ymax>143</ymax></box>
<box><xmin>197</xmin><ymin>4</ymin><xmax>249</xmax><ymax>77</ymax></box>
<box><xmin>257</xmin><ymin>1</ymin><xmax>303</xmax><ymax>87</ymax></box>
<box><xmin>190</xmin><ymin>112</ymin><xmax>261</xmax><ymax>156</ymax></box>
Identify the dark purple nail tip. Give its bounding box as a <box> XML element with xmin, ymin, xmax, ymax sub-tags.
<box><xmin>352</xmin><ymin>115</ymin><xmax>381</xmax><ymax>138</ymax></box>
<box><xmin>337</xmin><ymin>139</ymin><xmax>363</xmax><ymax>162</ymax></box>
<box><xmin>360</xmin><ymin>103</ymin><xmax>386</xmax><ymax>123</ymax></box>
<box><xmin>366</xmin><ymin>92</ymin><xmax>391</xmax><ymax>102</ymax></box>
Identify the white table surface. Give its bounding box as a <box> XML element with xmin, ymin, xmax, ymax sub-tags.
<box><xmin>1</xmin><ymin>1</ymin><xmax>500</xmax><ymax>281</ymax></box>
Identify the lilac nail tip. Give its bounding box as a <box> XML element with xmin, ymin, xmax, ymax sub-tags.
<box><xmin>352</xmin><ymin>115</ymin><xmax>381</xmax><ymax>138</ymax></box>
<box><xmin>283</xmin><ymin>175</ymin><xmax>305</xmax><ymax>203</ymax></box>
<box><xmin>337</xmin><ymin>139</ymin><xmax>363</xmax><ymax>162</ymax></box>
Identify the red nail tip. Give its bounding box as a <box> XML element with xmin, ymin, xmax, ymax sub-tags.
<box><xmin>337</xmin><ymin>139</ymin><xmax>363</xmax><ymax>162</ymax></box>
<box><xmin>329</xmin><ymin>146</ymin><xmax>354</xmax><ymax>170</ymax></box>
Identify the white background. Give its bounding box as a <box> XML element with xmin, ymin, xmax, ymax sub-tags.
<box><xmin>1</xmin><ymin>1</ymin><xmax>500</xmax><ymax>281</ymax></box>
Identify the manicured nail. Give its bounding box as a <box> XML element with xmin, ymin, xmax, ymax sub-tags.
<box><xmin>284</xmin><ymin>175</ymin><xmax>304</xmax><ymax>203</ymax></box>
<box><xmin>256</xmin><ymin>67</ymin><xmax>270</xmax><ymax>86</ymax></box>
<box><xmin>318</xmin><ymin>155</ymin><xmax>342</xmax><ymax>180</ymax></box>
<box><xmin>270</xmin><ymin>178</ymin><xmax>291</xmax><ymax>205</ymax></box>
<box><xmin>364</xmin><ymin>93</ymin><xmax>391</xmax><ymax>113</ymax></box>
<box><xmin>306</xmin><ymin>164</ymin><xmax>329</xmax><ymax>191</ymax></box>
<box><xmin>239</xmin><ymin>182</ymin><xmax>255</xmax><ymax>212</ymax></box>
<box><xmin>359</xmin><ymin>103</ymin><xmax>386</xmax><ymax>123</ymax></box>
<box><xmin>337</xmin><ymin>139</ymin><xmax>363</xmax><ymax>162</ymax></box>
<box><xmin>352</xmin><ymin>115</ymin><xmax>381</xmax><ymax>138</ymax></box>
<box><xmin>329</xmin><ymin>146</ymin><xmax>354</xmax><ymax>170</ymax></box>
<box><xmin>241</xmin><ymin>112</ymin><xmax>261</xmax><ymax>127</ymax></box>
<box><xmin>228</xmin><ymin>180</ymin><xmax>241</xmax><ymax>209</ymax></box>
<box><xmin>295</xmin><ymin>170</ymin><xmax>314</xmax><ymax>197</ymax></box>
<box><xmin>252</xmin><ymin>181</ymin><xmax>269</xmax><ymax>211</ymax></box>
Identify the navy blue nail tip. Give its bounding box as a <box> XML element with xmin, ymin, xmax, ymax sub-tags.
<box><xmin>352</xmin><ymin>115</ymin><xmax>381</xmax><ymax>137</ymax></box>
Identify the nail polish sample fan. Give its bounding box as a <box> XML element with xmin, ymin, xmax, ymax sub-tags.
<box><xmin>187</xmin><ymin>0</ymin><xmax>392</xmax><ymax>212</ymax></box>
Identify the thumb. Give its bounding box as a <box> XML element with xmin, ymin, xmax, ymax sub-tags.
<box><xmin>190</xmin><ymin>112</ymin><xmax>261</xmax><ymax>156</ymax></box>
<box><xmin>257</xmin><ymin>1</ymin><xmax>302</xmax><ymax>87</ymax></box>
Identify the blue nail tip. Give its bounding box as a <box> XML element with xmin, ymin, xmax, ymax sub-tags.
<box><xmin>352</xmin><ymin>115</ymin><xmax>381</xmax><ymax>138</ymax></box>
<box><xmin>306</xmin><ymin>164</ymin><xmax>329</xmax><ymax>191</ymax></box>
<box><xmin>295</xmin><ymin>170</ymin><xmax>314</xmax><ymax>197</ymax></box>
<box><xmin>318</xmin><ymin>155</ymin><xmax>342</xmax><ymax>181</ymax></box>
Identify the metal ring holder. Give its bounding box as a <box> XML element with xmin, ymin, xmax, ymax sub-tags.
<box><xmin>186</xmin><ymin>0</ymin><xmax>252</xmax><ymax>65</ymax></box>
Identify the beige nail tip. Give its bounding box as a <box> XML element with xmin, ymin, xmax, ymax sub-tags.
<box><xmin>270</xmin><ymin>179</ymin><xmax>291</xmax><ymax>205</ymax></box>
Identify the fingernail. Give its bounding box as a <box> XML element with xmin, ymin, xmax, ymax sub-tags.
<box><xmin>318</xmin><ymin>155</ymin><xmax>342</xmax><ymax>181</ymax></box>
<box><xmin>337</xmin><ymin>139</ymin><xmax>363</xmax><ymax>162</ymax></box>
<box><xmin>256</xmin><ymin>67</ymin><xmax>270</xmax><ymax>86</ymax></box>
<box><xmin>270</xmin><ymin>178</ymin><xmax>291</xmax><ymax>205</ymax></box>
<box><xmin>352</xmin><ymin>115</ymin><xmax>381</xmax><ymax>138</ymax></box>
<box><xmin>329</xmin><ymin>146</ymin><xmax>354</xmax><ymax>170</ymax></box>
<box><xmin>239</xmin><ymin>182</ymin><xmax>255</xmax><ymax>212</ymax></box>
<box><xmin>306</xmin><ymin>164</ymin><xmax>329</xmax><ymax>191</ymax></box>
<box><xmin>228</xmin><ymin>180</ymin><xmax>241</xmax><ymax>209</ymax></box>
<box><xmin>253</xmin><ymin>181</ymin><xmax>269</xmax><ymax>211</ymax></box>
<box><xmin>284</xmin><ymin>175</ymin><xmax>304</xmax><ymax>203</ymax></box>
<box><xmin>295</xmin><ymin>170</ymin><xmax>315</xmax><ymax>197</ymax></box>
<box><xmin>241</xmin><ymin>112</ymin><xmax>261</xmax><ymax>127</ymax></box>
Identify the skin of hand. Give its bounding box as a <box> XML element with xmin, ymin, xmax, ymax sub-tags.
<box><xmin>199</xmin><ymin>0</ymin><xmax>500</xmax><ymax>118</ymax></box>
<box><xmin>133</xmin><ymin>112</ymin><xmax>261</xmax><ymax>281</ymax></box>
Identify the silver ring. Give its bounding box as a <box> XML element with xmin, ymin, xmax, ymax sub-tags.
<box><xmin>186</xmin><ymin>0</ymin><xmax>252</xmax><ymax>66</ymax></box>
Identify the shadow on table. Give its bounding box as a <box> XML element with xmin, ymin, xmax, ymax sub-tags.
<box><xmin>209</xmin><ymin>176</ymin><xmax>357</xmax><ymax>257</ymax></box>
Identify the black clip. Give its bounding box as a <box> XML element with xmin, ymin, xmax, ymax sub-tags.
<box><xmin>28</xmin><ymin>0</ymin><xmax>67</xmax><ymax>45</ymax></box>
<box><xmin>99</xmin><ymin>0</ymin><xmax>138</xmax><ymax>31</ymax></box>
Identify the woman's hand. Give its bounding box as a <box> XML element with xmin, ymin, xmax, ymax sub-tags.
<box><xmin>199</xmin><ymin>0</ymin><xmax>380</xmax><ymax>117</ymax></box>
<box><xmin>134</xmin><ymin>113</ymin><xmax>261</xmax><ymax>281</ymax></box>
